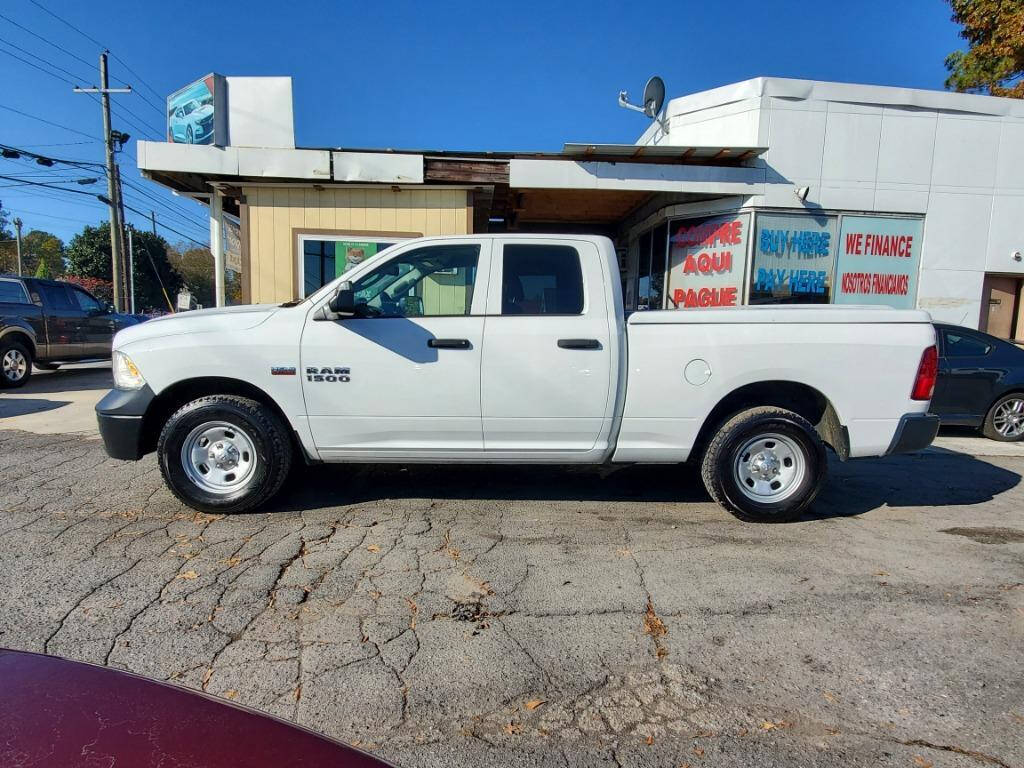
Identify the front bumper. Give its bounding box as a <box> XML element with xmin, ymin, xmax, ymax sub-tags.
<box><xmin>885</xmin><ymin>413</ymin><xmax>940</xmax><ymax>455</ymax></box>
<box><xmin>95</xmin><ymin>385</ymin><xmax>154</xmax><ymax>460</ymax></box>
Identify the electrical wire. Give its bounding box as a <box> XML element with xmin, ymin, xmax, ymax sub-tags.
<box><xmin>26</xmin><ymin>0</ymin><xmax>168</xmax><ymax>113</ymax></box>
<box><xmin>0</xmin><ymin>33</ymin><xmax>93</xmax><ymax>84</ymax></box>
<box><xmin>0</xmin><ymin>105</ymin><xmax>101</xmax><ymax>141</ymax></box>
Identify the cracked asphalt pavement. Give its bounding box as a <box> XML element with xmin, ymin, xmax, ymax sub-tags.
<box><xmin>1</xmin><ymin>427</ymin><xmax>1022</xmax><ymax>768</ymax></box>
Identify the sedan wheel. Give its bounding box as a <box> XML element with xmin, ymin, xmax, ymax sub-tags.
<box><xmin>984</xmin><ymin>395</ymin><xmax>1024</xmax><ymax>441</ymax></box>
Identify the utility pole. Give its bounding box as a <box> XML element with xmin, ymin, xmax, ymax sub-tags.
<box><xmin>73</xmin><ymin>52</ymin><xmax>131</xmax><ymax>312</ymax></box>
<box><xmin>127</xmin><ymin>226</ymin><xmax>135</xmax><ymax>315</ymax></box>
<box><xmin>12</xmin><ymin>217</ymin><xmax>22</xmax><ymax>276</ymax></box>
<box><xmin>150</xmin><ymin>210</ymin><xmax>157</xmax><ymax>236</ymax></box>
<box><xmin>114</xmin><ymin>164</ymin><xmax>130</xmax><ymax>302</ymax></box>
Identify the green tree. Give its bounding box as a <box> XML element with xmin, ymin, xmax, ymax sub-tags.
<box><xmin>66</xmin><ymin>223</ymin><xmax>182</xmax><ymax>312</ymax></box>
<box><xmin>945</xmin><ymin>0</ymin><xmax>1024</xmax><ymax>97</ymax></box>
<box><xmin>0</xmin><ymin>203</ymin><xmax>15</xmax><ymax>273</ymax></box>
<box><xmin>168</xmin><ymin>243</ymin><xmax>215</xmax><ymax>307</ymax></box>
<box><xmin>34</xmin><ymin>255</ymin><xmax>52</xmax><ymax>278</ymax></box>
<box><xmin>21</xmin><ymin>230</ymin><xmax>65</xmax><ymax>277</ymax></box>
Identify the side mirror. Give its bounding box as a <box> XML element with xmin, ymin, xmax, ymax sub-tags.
<box><xmin>328</xmin><ymin>281</ymin><xmax>356</xmax><ymax>317</ymax></box>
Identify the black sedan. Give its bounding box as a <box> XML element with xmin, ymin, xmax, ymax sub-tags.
<box><xmin>931</xmin><ymin>323</ymin><xmax>1024</xmax><ymax>441</ymax></box>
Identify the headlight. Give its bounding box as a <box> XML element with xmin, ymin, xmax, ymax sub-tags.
<box><xmin>112</xmin><ymin>351</ymin><xmax>146</xmax><ymax>390</ymax></box>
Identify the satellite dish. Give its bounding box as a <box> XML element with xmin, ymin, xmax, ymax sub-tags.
<box><xmin>642</xmin><ymin>76</ymin><xmax>665</xmax><ymax>118</ymax></box>
<box><xmin>617</xmin><ymin>75</ymin><xmax>666</xmax><ymax>119</ymax></box>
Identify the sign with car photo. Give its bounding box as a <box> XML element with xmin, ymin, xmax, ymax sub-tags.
<box><xmin>167</xmin><ymin>74</ymin><xmax>225</xmax><ymax>145</ymax></box>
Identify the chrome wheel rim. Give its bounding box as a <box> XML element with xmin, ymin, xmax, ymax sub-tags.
<box><xmin>2</xmin><ymin>349</ymin><xmax>27</xmax><ymax>382</ymax></box>
<box><xmin>992</xmin><ymin>398</ymin><xmax>1024</xmax><ymax>438</ymax></box>
<box><xmin>733</xmin><ymin>432</ymin><xmax>806</xmax><ymax>502</ymax></box>
<box><xmin>180</xmin><ymin>421</ymin><xmax>258</xmax><ymax>495</ymax></box>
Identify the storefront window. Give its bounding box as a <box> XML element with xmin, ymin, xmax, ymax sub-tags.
<box><xmin>636</xmin><ymin>230</ymin><xmax>652</xmax><ymax>309</ymax></box>
<box><xmin>667</xmin><ymin>213</ymin><xmax>749</xmax><ymax>309</ymax></box>
<box><xmin>833</xmin><ymin>216</ymin><xmax>923</xmax><ymax>309</ymax></box>
<box><xmin>650</xmin><ymin>223</ymin><xmax>667</xmax><ymax>310</ymax></box>
<box><xmin>299</xmin><ymin>236</ymin><xmax>405</xmax><ymax>296</ymax></box>
<box><xmin>750</xmin><ymin>213</ymin><xmax>837</xmax><ymax>304</ymax></box>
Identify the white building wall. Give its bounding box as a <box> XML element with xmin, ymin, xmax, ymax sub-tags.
<box><xmin>639</xmin><ymin>78</ymin><xmax>1024</xmax><ymax>328</ymax></box>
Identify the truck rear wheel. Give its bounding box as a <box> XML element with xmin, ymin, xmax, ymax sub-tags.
<box><xmin>157</xmin><ymin>395</ymin><xmax>292</xmax><ymax>514</ymax></box>
<box><xmin>0</xmin><ymin>339</ymin><xmax>32</xmax><ymax>389</ymax></box>
<box><xmin>700</xmin><ymin>406</ymin><xmax>826</xmax><ymax>523</ymax></box>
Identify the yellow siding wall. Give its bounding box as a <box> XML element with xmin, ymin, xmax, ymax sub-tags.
<box><xmin>244</xmin><ymin>186</ymin><xmax>470</xmax><ymax>303</ymax></box>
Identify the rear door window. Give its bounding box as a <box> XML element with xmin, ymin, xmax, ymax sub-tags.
<box><xmin>38</xmin><ymin>283</ymin><xmax>76</xmax><ymax>311</ymax></box>
<box><xmin>0</xmin><ymin>279</ymin><xmax>29</xmax><ymax>304</ymax></box>
<box><xmin>501</xmin><ymin>244</ymin><xmax>584</xmax><ymax>315</ymax></box>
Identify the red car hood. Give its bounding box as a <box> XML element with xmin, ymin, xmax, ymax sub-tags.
<box><xmin>0</xmin><ymin>649</ymin><xmax>395</xmax><ymax>767</ymax></box>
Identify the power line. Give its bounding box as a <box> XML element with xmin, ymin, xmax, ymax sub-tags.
<box><xmin>2</xmin><ymin>205</ymin><xmax>102</xmax><ymax>226</ymax></box>
<box><xmin>123</xmin><ymin>203</ymin><xmax>207</xmax><ymax>247</ymax></box>
<box><xmin>0</xmin><ymin>104</ymin><xmax>101</xmax><ymax>140</ymax></box>
<box><xmin>0</xmin><ymin>44</ymin><xmax>78</xmax><ymax>87</ymax></box>
<box><xmin>0</xmin><ymin>10</ymin><xmax>100</xmax><ymax>73</ymax></box>
<box><xmin>0</xmin><ymin>173</ymin><xmax>103</xmax><ymax>197</ymax></box>
<box><xmin>0</xmin><ymin>33</ymin><xmax>92</xmax><ymax>84</ymax></box>
<box><xmin>26</xmin><ymin>0</ymin><xmax>167</xmax><ymax>110</ymax></box>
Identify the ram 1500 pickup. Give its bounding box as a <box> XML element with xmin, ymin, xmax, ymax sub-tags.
<box><xmin>95</xmin><ymin>235</ymin><xmax>939</xmax><ymax>522</ymax></box>
<box><xmin>1</xmin><ymin>275</ymin><xmax>141</xmax><ymax>388</ymax></box>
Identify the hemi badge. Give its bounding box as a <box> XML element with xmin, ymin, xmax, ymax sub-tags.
<box><xmin>271</xmin><ymin>366</ymin><xmax>296</xmax><ymax>376</ymax></box>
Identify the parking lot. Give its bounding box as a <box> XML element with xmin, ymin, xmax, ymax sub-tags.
<box><xmin>1</xmin><ymin>366</ymin><xmax>1022</xmax><ymax>768</ymax></box>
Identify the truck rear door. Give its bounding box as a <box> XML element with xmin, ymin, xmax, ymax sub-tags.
<box><xmin>480</xmin><ymin>239</ymin><xmax>614</xmax><ymax>454</ymax></box>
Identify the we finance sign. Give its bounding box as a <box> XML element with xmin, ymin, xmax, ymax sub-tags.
<box><xmin>834</xmin><ymin>216</ymin><xmax>923</xmax><ymax>309</ymax></box>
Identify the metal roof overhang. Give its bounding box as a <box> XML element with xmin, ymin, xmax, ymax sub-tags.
<box><xmin>561</xmin><ymin>142</ymin><xmax>767</xmax><ymax>163</ymax></box>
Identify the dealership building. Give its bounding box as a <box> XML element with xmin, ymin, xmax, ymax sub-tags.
<box><xmin>141</xmin><ymin>76</ymin><xmax>1024</xmax><ymax>338</ymax></box>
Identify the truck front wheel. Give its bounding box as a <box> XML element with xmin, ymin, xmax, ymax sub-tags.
<box><xmin>700</xmin><ymin>406</ymin><xmax>826</xmax><ymax>523</ymax></box>
<box><xmin>157</xmin><ymin>395</ymin><xmax>292</xmax><ymax>514</ymax></box>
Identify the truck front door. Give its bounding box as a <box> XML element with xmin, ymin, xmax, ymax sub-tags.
<box><xmin>480</xmin><ymin>239</ymin><xmax>614</xmax><ymax>454</ymax></box>
<box><xmin>301</xmin><ymin>240</ymin><xmax>490</xmax><ymax>458</ymax></box>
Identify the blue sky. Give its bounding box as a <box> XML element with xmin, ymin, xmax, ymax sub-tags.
<box><xmin>1</xmin><ymin>0</ymin><xmax>964</xmax><ymax>245</ymax></box>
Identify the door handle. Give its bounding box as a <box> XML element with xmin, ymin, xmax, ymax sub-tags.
<box><xmin>557</xmin><ymin>338</ymin><xmax>602</xmax><ymax>350</ymax></box>
<box><xmin>427</xmin><ymin>338</ymin><xmax>471</xmax><ymax>349</ymax></box>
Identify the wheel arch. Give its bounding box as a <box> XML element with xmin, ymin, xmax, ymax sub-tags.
<box><xmin>0</xmin><ymin>327</ymin><xmax>36</xmax><ymax>359</ymax></box>
<box><xmin>141</xmin><ymin>376</ymin><xmax>305</xmax><ymax>459</ymax></box>
<box><xmin>692</xmin><ymin>380</ymin><xmax>848</xmax><ymax>461</ymax></box>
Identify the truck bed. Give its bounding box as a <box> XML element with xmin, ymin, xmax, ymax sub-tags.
<box><xmin>617</xmin><ymin>305</ymin><xmax>936</xmax><ymax>462</ymax></box>
<box><xmin>628</xmin><ymin>305</ymin><xmax>933</xmax><ymax>325</ymax></box>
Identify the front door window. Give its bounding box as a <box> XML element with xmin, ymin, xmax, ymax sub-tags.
<box><xmin>349</xmin><ymin>244</ymin><xmax>480</xmax><ymax>318</ymax></box>
<box><xmin>300</xmin><ymin>237</ymin><xmax>405</xmax><ymax>297</ymax></box>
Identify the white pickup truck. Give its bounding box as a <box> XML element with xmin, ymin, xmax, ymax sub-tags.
<box><xmin>96</xmin><ymin>234</ymin><xmax>939</xmax><ymax>522</ymax></box>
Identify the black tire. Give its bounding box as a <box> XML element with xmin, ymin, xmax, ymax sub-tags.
<box><xmin>981</xmin><ymin>393</ymin><xmax>1024</xmax><ymax>442</ymax></box>
<box><xmin>34</xmin><ymin>362</ymin><xmax>60</xmax><ymax>371</ymax></box>
<box><xmin>0</xmin><ymin>338</ymin><xmax>32</xmax><ymax>389</ymax></box>
<box><xmin>700</xmin><ymin>406</ymin><xmax>826</xmax><ymax>523</ymax></box>
<box><xmin>156</xmin><ymin>395</ymin><xmax>292</xmax><ymax>514</ymax></box>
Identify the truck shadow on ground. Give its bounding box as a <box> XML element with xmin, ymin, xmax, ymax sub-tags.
<box><xmin>275</xmin><ymin>450</ymin><xmax>1021</xmax><ymax>522</ymax></box>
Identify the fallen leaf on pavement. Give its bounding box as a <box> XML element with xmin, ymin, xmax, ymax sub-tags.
<box><xmin>367</xmin><ymin>544</ymin><xmax>381</xmax><ymax>553</ymax></box>
<box><xmin>642</xmin><ymin>598</ymin><xmax>666</xmax><ymax>638</ymax></box>
<box><xmin>293</xmin><ymin>685</ymin><xmax>302</xmax><ymax>701</ymax></box>
<box><xmin>692</xmin><ymin>746</ymin><xmax>704</xmax><ymax>756</ymax></box>
<box><xmin>504</xmin><ymin>722</ymin><xmax>522</xmax><ymax>735</ymax></box>
<box><xmin>176</xmin><ymin>570</ymin><xmax>199</xmax><ymax>580</ymax></box>
<box><xmin>913</xmin><ymin>757</ymin><xmax>933</xmax><ymax>768</ymax></box>
<box><xmin>525</xmin><ymin>699</ymin><xmax>545</xmax><ymax>710</ymax></box>
<box><xmin>760</xmin><ymin>719</ymin><xmax>792</xmax><ymax>731</ymax></box>
<box><xmin>823</xmin><ymin>690</ymin><xmax>837</xmax><ymax>703</ymax></box>
<box><xmin>646</xmin><ymin>734</ymin><xmax>654</xmax><ymax>745</ymax></box>
<box><xmin>224</xmin><ymin>689</ymin><xmax>238</xmax><ymax>700</ymax></box>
